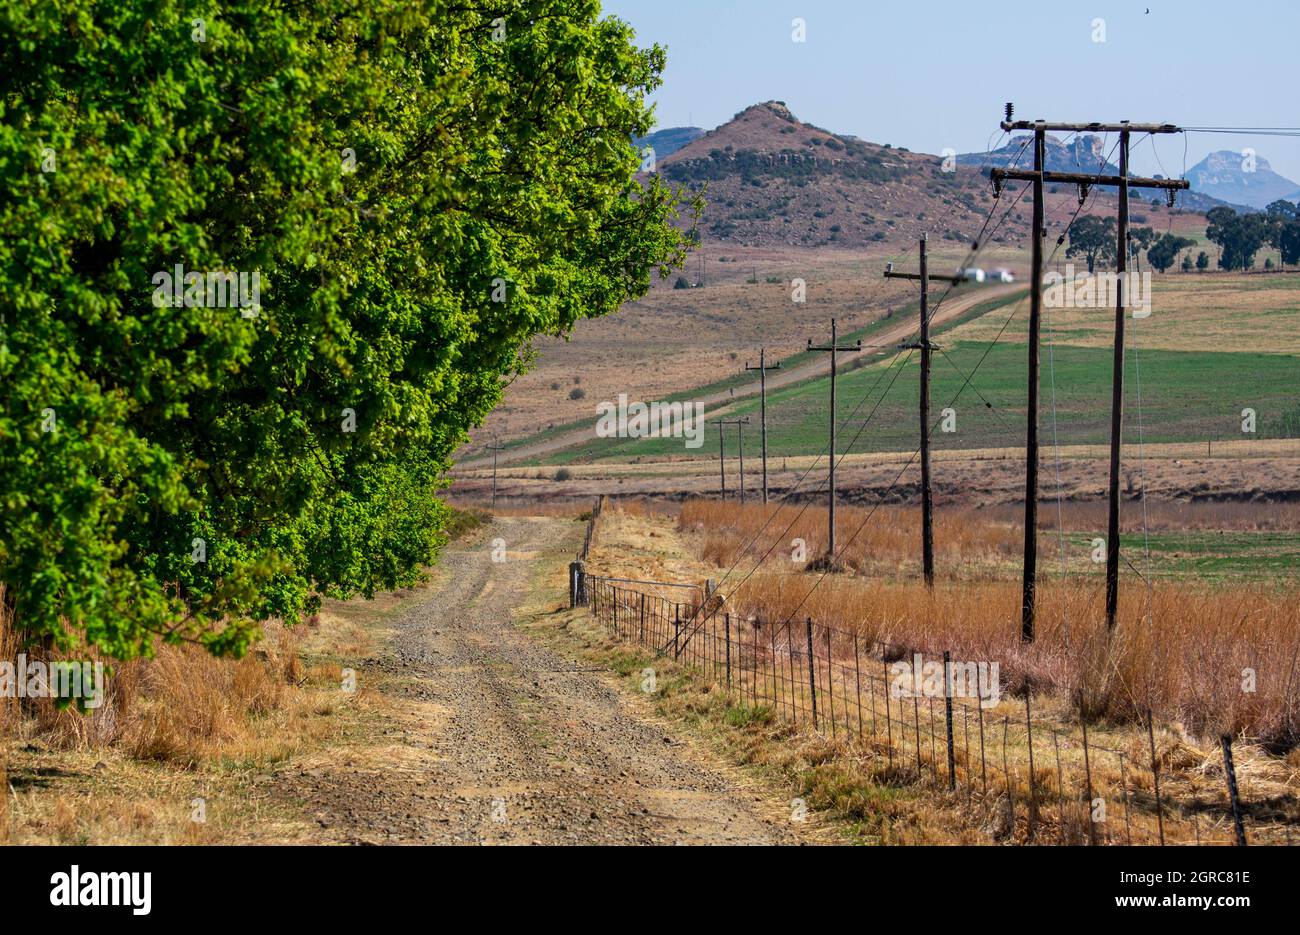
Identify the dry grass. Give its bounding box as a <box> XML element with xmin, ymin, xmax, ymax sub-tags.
<box><xmin>585</xmin><ymin>503</ymin><xmax>1300</xmax><ymax>843</ymax></box>
<box><xmin>674</xmin><ymin>498</ymin><xmax>1300</xmax><ymax>748</ymax></box>
<box><xmin>1</xmin><ymin>597</ymin><xmax>383</xmax><ymax>843</ymax></box>
<box><xmin>681</xmin><ymin>498</ymin><xmax>1019</xmax><ymax>576</ymax></box>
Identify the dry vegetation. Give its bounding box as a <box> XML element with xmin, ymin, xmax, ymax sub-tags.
<box><xmin>578</xmin><ymin>502</ymin><xmax>1300</xmax><ymax>844</ymax></box>
<box><xmin>0</xmin><ymin>561</ymin><xmax>433</xmax><ymax>843</ymax></box>
<box><xmin>677</xmin><ymin>499</ymin><xmax>1300</xmax><ymax>748</ymax></box>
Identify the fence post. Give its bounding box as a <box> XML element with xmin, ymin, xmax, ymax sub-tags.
<box><xmin>1147</xmin><ymin>710</ymin><xmax>1165</xmax><ymax>846</ymax></box>
<box><xmin>1221</xmin><ymin>735</ymin><xmax>1248</xmax><ymax>846</ymax></box>
<box><xmin>805</xmin><ymin>617</ymin><xmax>818</xmax><ymax>729</ymax></box>
<box><xmin>975</xmin><ymin>664</ymin><xmax>987</xmax><ymax>795</ymax></box>
<box><xmin>724</xmin><ymin>613</ymin><xmax>731</xmax><ymax>691</ymax></box>
<box><xmin>569</xmin><ymin>561</ymin><xmax>584</xmax><ymax>608</ymax></box>
<box><xmin>1025</xmin><ymin>693</ymin><xmax>1037</xmax><ymax>842</ymax></box>
<box><xmin>1080</xmin><ymin>696</ymin><xmax>1099</xmax><ymax>846</ymax></box>
<box><xmin>639</xmin><ymin>592</ymin><xmax>646</xmax><ymax>644</ymax></box>
<box><xmin>943</xmin><ymin>650</ymin><xmax>956</xmax><ymax>791</ymax></box>
<box><xmin>825</xmin><ymin>628</ymin><xmax>835</xmax><ymax>739</ymax></box>
<box><xmin>673</xmin><ymin>604</ymin><xmax>681</xmax><ymax>659</ymax></box>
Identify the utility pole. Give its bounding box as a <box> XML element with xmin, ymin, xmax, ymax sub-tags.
<box><xmin>744</xmin><ymin>349</ymin><xmax>781</xmax><ymax>504</ymax></box>
<box><xmin>485</xmin><ymin>439</ymin><xmax>505</xmax><ymax>509</ymax></box>
<box><xmin>991</xmin><ymin>106</ymin><xmax>1187</xmax><ymax>638</ymax></box>
<box><xmin>884</xmin><ymin>233</ymin><xmax>964</xmax><ymax>587</ymax></box>
<box><xmin>736</xmin><ymin>420</ymin><xmax>747</xmax><ymax>504</ymax></box>
<box><xmin>709</xmin><ymin>417</ymin><xmax>749</xmax><ymax>503</ymax></box>
<box><xmin>807</xmin><ymin>319</ymin><xmax>862</xmax><ymax>565</ymax></box>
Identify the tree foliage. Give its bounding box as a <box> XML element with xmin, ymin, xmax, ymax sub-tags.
<box><xmin>1205</xmin><ymin>206</ymin><xmax>1267</xmax><ymax>271</ymax></box>
<box><xmin>1065</xmin><ymin>215</ymin><xmax>1117</xmax><ymax>272</ymax></box>
<box><xmin>0</xmin><ymin>0</ymin><xmax>696</xmax><ymax>658</ymax></box>
<box><xmin>1146</xmin><ymin>233</ymin><xmax>1195</xmax><ymax>273</ymax></box>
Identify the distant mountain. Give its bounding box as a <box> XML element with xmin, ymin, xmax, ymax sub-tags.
<box><xmin>633</xmin><ymin>126</ymin><xmax>704</xmax><ymax>160</ymax></box>
<box><xmin>959</xmin><ymin>136</ymin><xmax>1247</xmax><ymax>213</ymax></box>
<box><xmin>957</xmin><ymin>133</ymin><xmax>1119</xmax><ymax>176</ymax></box>
<box><xmin>1186</xmin><ymin>150</ymin><xmax>1300</xmax><ymax>210</ymax></box>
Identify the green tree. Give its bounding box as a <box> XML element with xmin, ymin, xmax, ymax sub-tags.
<box><xmin>1128</xmin><ymin>226</ymin><xmax>1157</xmax><ymax>268</ymax></box>
<box><xmin>1146</xmin><ymin>233</ymin><xmax>1195</xmax><ymax>273</ymax></box>
<box><xmin>1264</xmin><ymin>200</ymin><xmax>1300</xmax><ymax>269</ymax></box>
<box><xmin>1206</xmin><ymin>206</ymin><xmax>1266</xmax><ymax>270</ymax></box>
<box><xmin>0</xmin><ymin>0</ymin><xmax>697</xmax><ymax>658</ymax></box>
<box><xmin>1195</xmin><ymin>251</ymin><xmax>1209</xmax><ymax>272</ymax></box>
<box><xmin>1065</xmin><ymin>215</ymin><xmax>1117</xmax><ymax>273</ymax></box>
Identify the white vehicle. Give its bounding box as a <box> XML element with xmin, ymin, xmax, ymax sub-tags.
<box><xmin>991</xmin><ymin>268</ymin><xmax>1015</xmax><ymax>283</ymax></box>
<box><xmin>958</xmin><ymin>267</ymin><xmax>986</xmax><ymax>283</ymax></box>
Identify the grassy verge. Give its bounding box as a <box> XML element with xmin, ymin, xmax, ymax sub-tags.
<box><xmin>0</xmin><ymin>514</ymin><xmax>483</xmax><ymax>845</ymax></box>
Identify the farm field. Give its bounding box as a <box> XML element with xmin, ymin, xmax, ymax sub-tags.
<box><xmin>477</xmin><ymin>270</ymin><xmax>1300</xmax><ymax>467</ymax></box>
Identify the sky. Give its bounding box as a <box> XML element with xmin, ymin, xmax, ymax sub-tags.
<box><xmin>602</xmin><ymin>0</ymin><xmax>1300</xmax><ymax>184</ymax></box>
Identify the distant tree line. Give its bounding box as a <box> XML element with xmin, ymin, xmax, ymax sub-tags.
<box><xmin>1066</xmin><ymin>200</ymin><xmax>1300</xmax><ymax>275</ymax></box>
<box><xmin>1205</xmin><ymin>201</ymin><xmax>1300</xmax><ymax>271</ymax></box>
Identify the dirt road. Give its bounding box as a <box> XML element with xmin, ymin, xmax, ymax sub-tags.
<box><xmin>277</xmin><ymin>516</ymin><xmax>811</xmax><ymax>845</ymax></box>
<box><xmin>460</xmin><ymin>283</ymin><xmax>1024</xmax><ymax>469</ymax></box>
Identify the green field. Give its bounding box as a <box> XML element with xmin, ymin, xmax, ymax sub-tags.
<box><xmin>1062</xmin><ymin>531</ymin><xmax>1300</xmax><ymax>581</ymax></box>
<box><xmin>542</xmin><ymin>335</ymin><xmax>1300</xmax><ymax>463</ymax></box>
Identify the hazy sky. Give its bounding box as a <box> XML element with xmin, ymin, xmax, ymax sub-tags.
<box><xmin>603</xmin><ymin>0</ymin><xmax>1300</xmax><ymax>183</ymax></box>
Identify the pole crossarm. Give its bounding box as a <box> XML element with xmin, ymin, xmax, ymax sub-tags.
<box><xmin>1000</xmin><ymin>120</ymin><xmax>1181</xmax><ymax>134</ymax></box>
<box><xmin>884</xmin><ymin>271</ymin><xmax>966</xmax><ymax>284</ymax></box>
<box><xmin>990</xmin><ymin>167</ymin><xmax>1188</xmax><ymax>190</ymax></box>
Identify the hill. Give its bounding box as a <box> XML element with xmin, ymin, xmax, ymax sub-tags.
<box><xmin>658</xmin><ymin>101</ymin><xmax>1018</xmax><ymax>249</ymax></box>
<box><xmin>1187</xmin><ymin>150</ymin><xmax>1300</xmax><ymax>209</ymax></box>
<box><xmin>655</xmin><ymin>102</ymin><xmax>1200</xmax><ymax>250</ymax></box>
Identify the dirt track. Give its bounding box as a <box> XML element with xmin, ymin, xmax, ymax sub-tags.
<box><xmin>276</xmin><ymin>516</ymin><xmax>811</xmax><ymax>845</ymax></box>
<box><xmin>460</xmin><ymin>282</ymin><xmax>1023</xmax><ymax>469</ymax></box>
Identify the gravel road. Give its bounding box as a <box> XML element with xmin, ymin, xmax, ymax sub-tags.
<box><xmin>278</xmin><ymin>516</ymin><xmax>812</xmax><ymax>845</ymax></box>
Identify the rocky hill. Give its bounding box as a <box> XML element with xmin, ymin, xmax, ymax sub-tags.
<box><xmin>652</xmin><ymin>102</ymin><xmax>1204</xmax><ymax>250</ymax></box>
<box><xmin>656</xmin><ymin>102</ymin><xmax>1016</xmax><ymax>250</ymax></box>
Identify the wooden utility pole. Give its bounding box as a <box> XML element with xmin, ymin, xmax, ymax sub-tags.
<box><xmin>806</xmin><ymin>319</ymin><xmax>862</xmax><ymax>564</ymax></box>
<box><xmin>991</xmin><ymin>107</ymin><xmax>1187</xmax><ymax>638</ymax></box>
<box><xmin>884</xmin><ymin>234</ymin><xmax>964</xmax><ymax>587</ymax></box>
<box><xmin>485</xmin><ymin>440</ymin><xmax>505</xmax><ymax>509</ymax></box>
<box><xmin>735</xmin><ymin>420</ymin><xmax>748</xmax><ymax>504</ymax></box>
<box><xmin>744</xmin><ymin>349</ymin><xmax>781</xmax><ymax>504</ymax></box>
<box><xmin>1105</xmin><ymin>127</ymin><xmax>1132</xmax><ymax>633</ymax></box>
<box><xmin>711</xmin><ymin>418</ymin><xmax>726</xmax><ymax>500</ymax></box>
<box><xmin>709</xmin><ymin>417</ymin><xmax>749</xmax><ymax>503</ymax></box>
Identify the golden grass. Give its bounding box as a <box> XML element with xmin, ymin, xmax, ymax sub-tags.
<box><xmin>585</xmin><ymin>502</ymin><xmax>1300</xmax><ymax>843</ymax></box>
<box><xmin>0</xmin><ymin>597</ymin><xmax>385</xmax><ymax>843</ymax></box>
<box><xmin>675</xmin><ymin>498</ymin><xmax>1300</xmax><ymax>747</ymax></box>
<box><xmin>681</xmin><ymin>498</ymin><xmax>1019</xmax><ymax>576</ymax></box>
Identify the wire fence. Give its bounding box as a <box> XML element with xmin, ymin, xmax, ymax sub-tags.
<box><xmin>585</xmin><ymin>574</ymin><xmax>1294</xmax><ymax>846</ymax></box>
